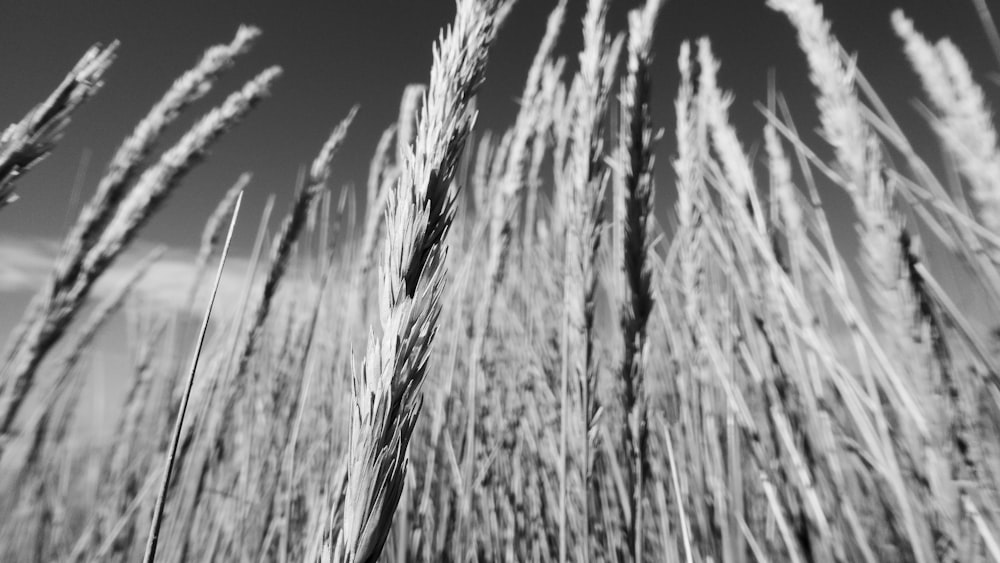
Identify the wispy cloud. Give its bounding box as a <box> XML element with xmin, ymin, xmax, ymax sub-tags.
<box><xmin>0</xmin><ymin>237</ymin><xmax>61</xmax><ymax>292</ymax></box>
<box><xmin>0</xmin><ymin>235</ymin><xmax>256</xmax><ymax>321</ymax></box>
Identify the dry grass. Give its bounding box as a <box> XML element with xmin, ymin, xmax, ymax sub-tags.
<box><xmin>2</xmin><ymin>1</ymin><xmax>1000</xmax><ymax>561</ymax></box>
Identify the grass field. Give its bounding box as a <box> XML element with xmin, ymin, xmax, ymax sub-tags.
<box><xmin>2</xmin><ymin>0</ymin><xmax>1000</xmax><ymax>561</ymax></box>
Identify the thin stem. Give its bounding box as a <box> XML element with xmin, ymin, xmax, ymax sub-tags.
<box><xmin>142</xmin><ymin>190</ymin><xmax>244</xmax><ymax>563</ymax></box>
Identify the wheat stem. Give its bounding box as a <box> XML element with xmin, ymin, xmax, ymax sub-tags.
<box><xmin>143</xmin><ymin>190</ymin><xmax>243</xmax><ymax>563</ymax></box>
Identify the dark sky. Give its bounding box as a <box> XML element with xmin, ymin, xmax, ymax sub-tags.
<box><xmin>0</xmin><ymin>0</ymin><xmax>995</xmax><ymax>256</ymax></box>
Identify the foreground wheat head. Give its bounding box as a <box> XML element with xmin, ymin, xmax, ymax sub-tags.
<box><xmin>338</xmin><ymin>1</ymin><xmax>506</xmax><ymax>561</ymax></box>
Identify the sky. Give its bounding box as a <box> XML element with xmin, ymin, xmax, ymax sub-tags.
<box><xmin>0</xmin><ymin>0</ymin><xmax>997</xmax><ymax>337</ymax></box>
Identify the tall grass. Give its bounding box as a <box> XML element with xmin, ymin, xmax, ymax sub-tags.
<box><xmin>3</xmin><ymin>0</ymin><xmax>1000</xmax><ymax>561</ymax></box>
<box><xmin>0</xmin><ymin>27</ymin><xmax>277</xmax><ymax>439</ymax></box>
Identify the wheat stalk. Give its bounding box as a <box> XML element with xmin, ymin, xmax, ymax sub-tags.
<box><xmin>154</xmin><ymin>194</ymin><xmax>276</xmax><ymax>561</ymax></box>
<box><xmin>0</xmin><ymin>28</ymin><xmax>271</xmax><ymax>433</ymax></box>
<box><xmin>459</xmin><ymin>0</ymin><xmax>566</xmax><ymax>547</ymax></box>
<box><xmin>696</xmin><ymin>39</ymin><xmax>767</xmax><ymax>236</ymax></box>
<box><xmin>770</xmin><ymin>3</ymin><xmax>970</xmax><ymax>559</ymax></box>
<box><xmin>616</xmin><ymin>1</ymin><xmax>663</xmax><ymax>560</ymax></box>
<box><xmin>892</xmin><ymin>10</ymin><xmax>1000</xmax><ymax>237</ymax></box>
<box><xmin>142</xmin><ymin>190</ymin><xmax>243</xmax><ymax>563</ymax></box>
<box><xmin>559</xmin><ymin>1</ymin><xmax>622</xmax><ymax>560</ymax></box>
<box><xmin>484</xmin><ymin>0</ymin><xmax>566</xmax><ymax>291</ymax></box>
<box><xmin>224</xmin><ymin>109</ymin><xmax>356</xmax><ymax>549</ymax></box>
<box><xmin>523</xmin><ymin>57</ymin><xmax>565</xmax><ymax>249</ymax></box>
<box><xmin>167</xmin><ymin>108</ymin><xmax>356</xmax><ymax>560</ymax></box>
<box><xmin>234</xmin><ymin>105</ymin><xmax>357</xmax><ymax>378</ymax></box>
<box><xmin>338</xmin><ymin>2</ymin><xmax>506</xmax><ymax>561</ymax></box>
<box><xmin>188</xmin><ymin>173</ymin><xmax>252</xmax><ymax>301</ymax></box>
<box><xmin>2</xmin><ymin>25</ymin><xmax>260</xmax><ymax>431</ymax></box>
<box><xmin>0</xmin><ymin>65</ymin><xmax>279</xmax><ymax>442</ymax></box>
<box><xmin>0</xmin><ymin>42</ymin><xmax>118</xmax><ymax>209</ymax></box>
<box><xmin>63</xmin><ymin>26</ymin><xmax>259</xmax><ymax>262</ymax></box>
<box><xmin>470</xmin><ymin>131</ymin><xmax>496</xmax><ymax>218</ymax></box>
<box><xmin>359</xmin><ymin>125</ymin><xmax>397</xmax><ymax>279</ymax></box>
